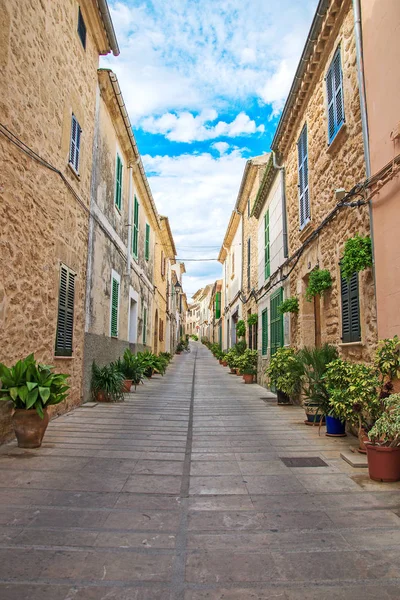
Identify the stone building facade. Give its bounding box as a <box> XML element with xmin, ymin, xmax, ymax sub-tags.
<box><xmin>251</xmin><ymin>157</ymin><xmax>291</xmax><ymax>387</ymax></box>
<box><xmin>0</xmin><ymin>0</ymin><xmax>118</xmax><ymax>440</ymax></box>
<box><xmin>271</xmin><ymin>0</ymin><xmax>377</xmax><ymax>362</ymax></box>
<box><xmin>83</xmin><ymin>69</ymin><xmax>177</xmax><ymax>400</ymax></box>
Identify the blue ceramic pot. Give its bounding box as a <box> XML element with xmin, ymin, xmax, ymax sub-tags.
<box><xmin>326</xmin><ymin>415</ymin><xmax>346</xmax><ymax>436</ymax></box>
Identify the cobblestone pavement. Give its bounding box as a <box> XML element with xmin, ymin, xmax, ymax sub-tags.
<box><xmin>0</xmin><ymin>342</ymin><xmax>400</xmax><ymax>599</ymax></box>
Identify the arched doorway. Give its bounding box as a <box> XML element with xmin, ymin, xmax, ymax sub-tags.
<box><xmin>153</xmin><ymin>309</ymin><xmax>158</xmax><ymax>354</ymax></box>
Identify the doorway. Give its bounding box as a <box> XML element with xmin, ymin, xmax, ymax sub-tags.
<box><xmin>129</xmin><ymin>298</ymin><xmax>138</xmax><ymax>343</ymax></box>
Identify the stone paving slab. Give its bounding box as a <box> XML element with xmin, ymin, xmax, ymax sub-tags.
<box><xmin>0</xmin><ymin>342</ymin><xmax>399</xmax><ymax>598</ymax></box>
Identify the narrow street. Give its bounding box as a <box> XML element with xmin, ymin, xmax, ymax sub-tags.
<box><xmin>0</xmin><ymin>342</ymin><xmax>400</xmax><ymax>599</ymax></box>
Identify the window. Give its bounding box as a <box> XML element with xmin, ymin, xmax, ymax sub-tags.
<box><xmin>264</xmin><ymin>210</ymin><xmax>270</xmax><ymax>279</ymax></box>
<box><xmin>297</xmin><ymin>124</ymin><xmax>310</xmax><ymax>229</ymax></box>
<box><xmin>261</xmin><ymin>309</ymin><xmax>268</xmax><ymax>355</ymax></box>
<box><xmin>110</xmin><ymin>272</ymin><xmax>120</xmax><ymax>337</ymax></box>
<box><xmin>231</xmin><ymin>252</ymin><xmax>235</xmax><ymax>277</ymax></box>
<box><xmin>145</xmin><ymin>223</ymin><xmax>150</xmax><ymax>261</ymax></box>
<box><xmin>55</xmin><ymin>265</ymin><xmax>75</xmax><ymax>356</ymax></box>
<box><xmin>215</xmin><ymin>292</ymin><xmax>221</xmax><ymax>320</ymax></box>
<box><xmin>69</xmin><ymin>114</ymin><xmax>81</xmax><ymax>174</ymax></box>
<box><xmin>132</xmin><ymin>196</ymin><xmax>139</xmax><ymax>258</ymax></box>
<box><xmin>143</xmin><ymin>307</ymin><xmax>147</xmax><ymax>344</ymax></box>
<box><xmin>115</xmin><ymin>154</ymin><xmax>123</xmax><ymax>211</ymax></box>
<box><xmin>341</xmin><ymin>271</ymin><xmax>361</xmax><ymax>343</ymax></box>
<box><xmin>161</xmin><ymin>251</ymin><xmax>165</xmax><ymax>277</ymax></box>
<box><xmin>77</xmin><ymin>7</ymin><xmax>86</xmax><ymax>49</ymax></box>
<box><xmin>327</xmin><ymin>47</ymin><xmax>345</xmax><ymax>144</ymax></box>
<box><xmin>270</xmin><ymin>288</ymin><xmax>284</xmax><ymax>357</ymax></box>
<box><xmin>247</xmin><ymin>238</ymin><xmax>251</xmax><ymax>290</ymax></box>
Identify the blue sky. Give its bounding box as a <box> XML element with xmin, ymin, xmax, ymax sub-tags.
<box><xmin>102</xmin><ymin>0</ymin><xmax>319</xmax><ymax>300</ymax></box>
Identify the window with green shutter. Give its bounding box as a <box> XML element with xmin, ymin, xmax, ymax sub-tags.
<box><xmin>110</xmin><ymin>275</ymin><xmax>120</xmax><ymax>337</ymax></box>
<box><xmin>145</xmin><ymin>223</ymin><xmax>150</xmax><ymax>261</ymax></box>
<box><xmin>115</xmin><ymin>154</ymin><xmax>123</xmax><ymax>211</ymax></box>
<box><xmin>215</xmin><ymin>291</ymin><xmax>221</xmax><ymax>320</ymax></box>
<box><xmin>143</xmin><ymin>307</ymin><xmax>147</xmax><ymax>344</ymax></box>
<box><xmin>132</xmin><ymin>196</ymin><xmax>139</xmax><ymax>258</ymax></box>
<box><xmin>270</xmin><ymin>288</ymin><xmax>284</xmax><ymax>357</ymax></box>
<box><xmin>55</xmin><ymin>264</ymin><xmax>75</xmax><ymax>356</ymax></box>
<box><xmin>341</xmin><ymin>271</ymin><xmax>361</xmax><ymax>343</ymax></box>
<box><xmin>264</xmin><ymin>210</ymin><xmax>270</xmax><ymax>279</ymax></box>
<box><xmin>261</xmin><ymin>309</ymin><xmax>268</xmax><ymax>355</ymax></box>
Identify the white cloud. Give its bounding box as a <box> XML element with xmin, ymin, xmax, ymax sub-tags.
<box><xmin>212</xmin><ymin>142</ymin><xmax>230</xmax><ymax>155</ymax></box>
<box><xmin>141</xmin><ymin>110</ymin><xmax>264</xmax><ymax>143</ymax></box>
<box><xmin>142</xmin><ymin>149</ymin><xmax>248</xmax><ymax>300</ymax></box>
<box><xmin>103</xmin><ymin>0</ymin><xmax>319</xmax><ymax>123</ymax></box>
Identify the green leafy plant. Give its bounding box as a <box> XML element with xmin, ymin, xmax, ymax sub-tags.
<box><xmin>297</xmin><ymin>344</ymin><xmax>338</xmax><ymax>417</ymax></box>
<box><xmin>305</xmin><ymin>268</ymin><xmax>332</xmax><ymax>301</ymax></box>
<box><xmin>368</xmin><ymin>394</ymin><xmax>400</xmax><ymax>447</ymax></box>
<box><xmin>236</xmin><ymin>349</ymin><xmax>258</xmax><ymax>375</ymax></box>
<box><xmin>0</xmin><ymin>354</ymin><xmax>69</xmax><ymax>419</ymax></box>
<box><xmin>266</xmin><ymin>347</ymin><xmax>303</xmax><ymax>398</ymax></box>
<box><xmin>278</xmin><ymin>297</ymin><xmax>299</xmax><ymax>314</ymax></box>
<box><xmin>324</xmin><ymin>358</ymin><xmax>380</xmax><ymax>432</ymax></box>
<box><xmin>159</xmin><ymin>352</ymin><xmax>172</xmax><ymax>363</ymax></box>
<box><xmin>190</xmin><ymin>335</ymin><xmax>198</xmax><ymax>341</ymax></box>
<box><xmin>341</xmin><ymin>234</ymin><xmax>373</xmax><ymax>281</ymax></box>
<box><xmin>136</xmin><ymin>351</ymin><xmax>167</xmax><ymax>376</ymax></box>
<box><xmin>226</xmin><ymin>349</ymin><xmax>239</xmax><ymax>369</ymax></box>
<box><xmin>374</xmin><ymin>336</ymin><xmax>400</xmax><ymax>387</ymax></box>
<box><xmin>247</xmin><ymin>314</ymin><xmax>258</xmax><ymax>327</ymax></box>
<box><xmin>176</xmin><ymin>341</ymin><xmax>185</xmax><ymax>353</ymax></box>
<box><xmin>91</xmin><ymin>362</ymin><xmax>124</xmax><ymax>402</ymax></box>
<box><xmin>236</xmin><ymin>320</ymin><xmax>246</xmax><ymax>338</ymax></box>
<box><xmin>234</xmin><ymin>339</ymin><xmax>247</xmax><ymax>355</ymax></box>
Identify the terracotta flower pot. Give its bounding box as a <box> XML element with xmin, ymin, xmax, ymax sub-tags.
<box><xmin>230</xmin><ymin>368</ymin><xmax>236</xmax><ymax>374</ymax></box>
<box><xmin>219</xmin><ymin>360</ymin><xmax>223</xmax><ymax>365</ymax></box>
<box><xmin>358</xmin><ymin>428</ymin><xmax>369</xmax><ymax>454</ymax></box>
<box><xmin>243</xmin><ymin>373</ymin><xmax>254</xmax><ymax>384</ymax></box>
<box><xmin>123</xmin><ymin>379</ymin><xmax>133</xmax><ymax>393</ymax></box>
<box><xmin>12</xmin><ymin>408</ymin><xmax>49</xmax><ymax>448</ymax></box>
<box><xmin>96</xmin><ymin>391</ymin><xmax>111</xmax><ymax>402</ymax></box>
<box><xmin>222</xmin><ymin>361</ymin><xmax>228</xmax><ymax>367</ymax></box>
<box><xmin>366</xmin><ymin>444</ymin><xmax>400</xmax><ymax>482</ymax></box>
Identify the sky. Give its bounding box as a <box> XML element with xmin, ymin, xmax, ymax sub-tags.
<box><xmin>102</xmin><ymin>0</ymin><xmax>319</xmax><ymax>301</ymax></box>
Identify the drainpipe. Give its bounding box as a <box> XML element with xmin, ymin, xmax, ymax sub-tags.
<box><xmin>352</xmin><ymin>0</ymin><xmax>376</xmax><ymax>291</ymax></box>
<box><xmin>126</xmin><ymin>165</ymin><xmax>133</xmax><ymax>276</ymax></box>
<box><xmin>272</xmin><ymin>151</ymin><xmax>289</xmax><ymax>259</ymax></box>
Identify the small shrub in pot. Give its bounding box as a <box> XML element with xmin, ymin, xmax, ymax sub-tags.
<box><xmin>366</xmin><ymin>394</ymin><xmax>400</xmax><ymax>482</ymax></box>
<box><xmin>91</xmin><ymin>362</ymin><xmax>124</xmax><ymax>403</ymax></box>
<box><xmin>266</xmin><ymin>347</ymin><xmax>302</xmax><ymax>404</ymax></box>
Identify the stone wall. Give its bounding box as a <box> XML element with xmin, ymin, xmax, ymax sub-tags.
<box><xmin>278</xmin><ymin>4</ymin><xmax>377</xmax><ymax>362</ymax></box>
<box><xmin>0</xmin><ymin>0</ymin><xmax>104</xmax><ymax>442</ymax></box>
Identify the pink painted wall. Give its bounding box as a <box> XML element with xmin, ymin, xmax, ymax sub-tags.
<box><xmin>362</xmin><ymin>0</ymin><xmax>400</xmax><ymax>338</ymax></box>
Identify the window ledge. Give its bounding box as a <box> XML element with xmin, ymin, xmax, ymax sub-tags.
<box><xmin>298</xmin><ymin>220</ymin><xmax>314</xmax><ymax>243</ymax></box>
<box><xmin>68</xmin><ymin>162</ymin><xmax>80</xmax><ymax>181</ymax></box>
<box><xmin>54</xmin><ymin>355</ymin><xmax>74</xmax><ymax>360</ymax></box>
<box><xmin>339</xmin><ymin>341</ymin><xmax>363</xmax><ymax>348</ymax></box>
<box><xmin>327</xmin><ymin>123</ymin><xmax>347</xmax><ymax>155</ymax></box>
<box><xmin>114</xmin><ymin>205</ymin><xmax>122</xmax><ymax>217</ymax></box>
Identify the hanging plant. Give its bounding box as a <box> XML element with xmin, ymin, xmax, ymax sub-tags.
<box><xmin>340</xmin><ymin>234</ymin><xmax>373</xmax><ymax>281</ymax></box>
<box><xmin>305</xmin><ymin>268</ymin><xmax>332</xmax><ymax>301</ymax></box>
<box><xmin>278</xmin><ymin>297</ymin><xmax>299</xmax><ymax>314</ymax></box>
<box><xmin>236</xmin><ymin>319</ymin><xmax>246</xmax><ymax>338</ymax></box>
<box><xmin>247</xmin><ymin>314</ymin><xmax>258</xmax><ymax>327</ymax></box>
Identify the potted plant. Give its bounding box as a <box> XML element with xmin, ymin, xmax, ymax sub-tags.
<box><xmin>297</xmin><ymin>344</ymin><xmax>338</xmax><ymax>425</ymax></box>
<box><xmin>91</xmin><ymin>362</ymin><xmax>124</xmax><ymax>403</ymax></box>
<box><xmin>116</xmin><ymin>350</ymin><xmax>145</xmax><ymax>391</ymax></box>
<box><xmin>278</xmin><ymin>297</ymin><xmax>299</xmax><ymax>315</ymax></box>
<box><xmin>221</xmin><ymin>352</ymin><xmax>228</xmax><ymax>367</ymax></box>
<box><xmin>226</xmin><ymin>349</ymin><xmax>239</xmax><ymax>374</ymax></box>
<box><xmin>340</xmin><ymin>234</ymin><xmax>373</xmax><ymax>281</ymax></box>
<box><xmin>176</xmin><ymin>342</ymin><xmax>185</xmax><ymax>355</ymax></box>
<box><xmin>305</xmin><ymin>268</ymin><xmax>332</xmax><ymax>301</ymax></box>
<box><xmin>366</xmin><ymin>394</ymin><xmax>400</xmax><ymax>482</ymax></box>
<box><xmin>237</xmin><ymin>349</ymin><xmax>258</xmax><ymax>384</ymax></box>
<box><xmin>266</xmin><ymin>347</ymin><xmax>302</xmax><ymax>405</ymax></box>
<box><xmin>324</xmin><ymin>359</ymin><xmax>380</xmax><ymax>439</ymax></box>
<box><xmin>0</xmin><ymin>354</ymin><xmax>69</xmax><ymax>448</ymax></box>
<box><xmin>375</xmin><ymin>335</ymin><xmax>400</xmax><ymax>391</ymax></box>
<box><xmin>236</xmin><ymin>319</ymin><xmax>246</xmax><ymax>338</ymax></box>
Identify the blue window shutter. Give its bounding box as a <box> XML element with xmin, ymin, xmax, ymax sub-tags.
<box><xmin>69</xmin><ymin>114</ymin><xmax>81</xmax><ymax>173</ymax></box>
<box><xmin>327</xmin><ymin>47</ymin><xmax>345</xmax><ymax>143</ymax></box>
<box><xmin>115</xmin><ymin>155</ymin><xmax>122</xmax><ymax>210</ymax></box>
<box><xmin>297</xmin><ymin>124</ymin><xmax>309</xmax><ymax>229</ymax></box>
<box><xmin>145</xmin><ymin>224</ymin><xmax>150</xmax><ymax>260</ymax></box>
